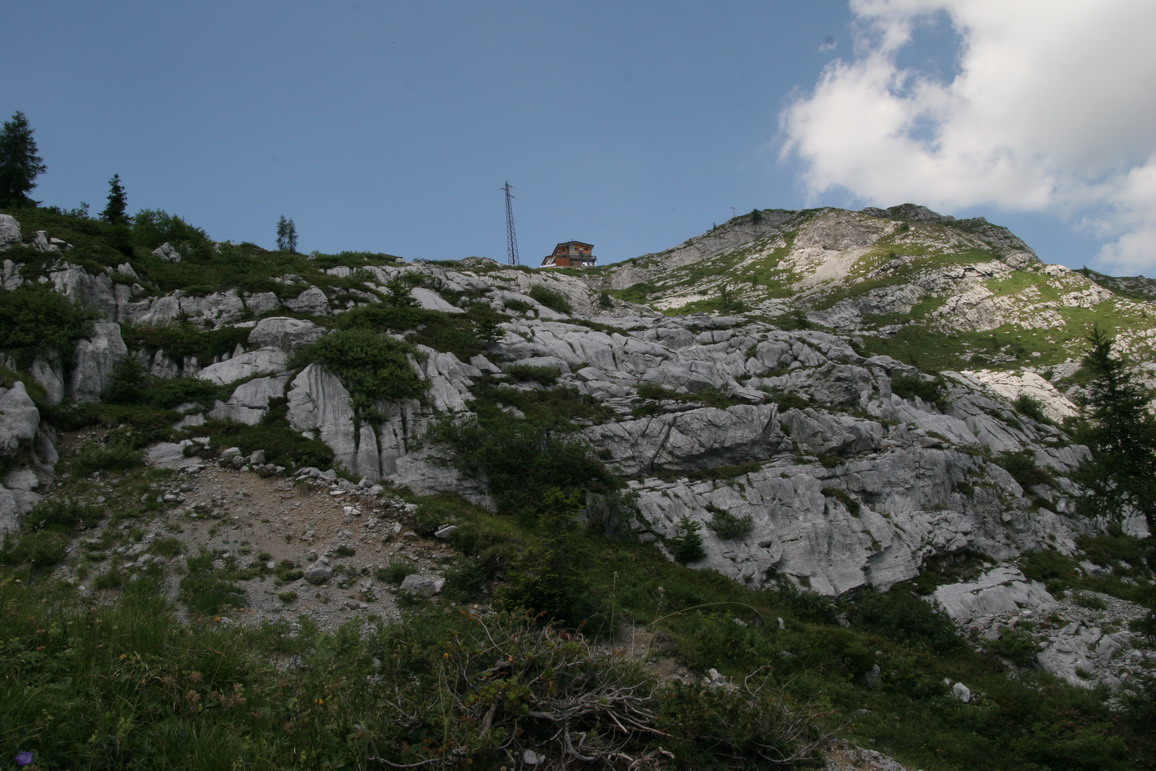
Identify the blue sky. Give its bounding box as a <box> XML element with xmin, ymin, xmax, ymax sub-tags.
<box><xmin>4</xmin><ymin>1</ymin><xmax>1154</xmax><ymax>275</ymax></box>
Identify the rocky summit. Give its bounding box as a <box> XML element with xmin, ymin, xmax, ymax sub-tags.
<box><xmin>1</xmin><ymin>204</ymin><xmax>1154</xmax><ymax>768</ymax></box>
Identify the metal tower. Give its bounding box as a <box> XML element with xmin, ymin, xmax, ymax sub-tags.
<box><xmin>502</xmin><ymin>181</ymin><xmax>520</xmax><ymax>266</ymax></box>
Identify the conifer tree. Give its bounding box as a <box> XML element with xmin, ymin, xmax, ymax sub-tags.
<box><xmin>0</xmin><ymin>111</ymin><xmax>47</xmax><ymax>209</ymax></box>
<box><xmin>276</xmin><ymin>215</ymin><xmax>298</xmax><ymax>252</ymax></box>
<box><xmin>1077</xmin><ymin>325</ymin><xmax>1156</xmax><ymax>531</ymax></box>
<box><xmin>101</xmin><ymin>173</ymin><xmax>128</xmax><ymax>224</ymax></box>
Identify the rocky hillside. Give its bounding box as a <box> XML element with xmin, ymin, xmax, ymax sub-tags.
<box><xmin>2</xmin><ymin>204</ymin><xmax>1154</xmax><ymax>768</ymax></box>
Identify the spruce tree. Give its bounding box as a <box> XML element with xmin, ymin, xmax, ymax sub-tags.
<box><xmin>1077</xmin><ymin>325</ymin><xmax>1156</xmax><ymax>531</ymax></box>
<box><xmin>0</xmin><ymin>111</ymin><xmax>47</xmax><ymax>209</ymax></box>
<box><xmin>276</xmin><ymin>215</ymin><xmax>298</xmax><ymax>252</ymax></box>
<box><xmin>101</xmin><ymin>173</ymin><xmax>128</xmax><ymax>224</ymax></box>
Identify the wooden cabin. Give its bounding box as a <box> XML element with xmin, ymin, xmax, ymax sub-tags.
<box><xmin>541</xmin><ymin>241</ymin><xmax>596</xmax><ymax>268</ymax></box>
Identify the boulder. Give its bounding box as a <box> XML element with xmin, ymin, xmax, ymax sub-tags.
<box><xmin>284</xmin><ymin>286</ymin><xmax>331</xmax><ymax>316</ymax></box>
<box><xmin>932</xmin><ymin>566</ymin><xmax>1058</xmax><ymax>626</ymax></box>
<box><xmin>400</xmin><ymin>573</ymin><xmax>445</xmax><ymax>597</ymax></box>
<box><xmin>0</xmin><ymin>214</ymin><xmax>20</xmax><ymax>249</ymax></box>
<box><xmin>0</xmin><ymin>381</ymin><xmax>39</xmax><ymax>456</ymax></box>
<box><xmin>411</xmin><ymin>287</ymin><xmax>464</xmax><ymax>314</ymax></box>
<box><xmin>208</xmin><ymin>374</ymin><xmax>291</xmax><ymax>425</ymax></box>
<box><xmin>146</xmin><ymin>441</ymin><xmax>205</xmax><ymax>470</ymax></box>
<box><xmin>151</xmin><ymin>242</ymin><xmax>182</xmax><ymax>262</ymax></box>
<box><xmin>303</xmin><ymin>561</ymin><xmax>334</xmax><ymax>585</ymax></box>
<box><xmin>244</xmin><ymin>291</ymin><xmax>283</xmax><ymax>317</ymax></box>
<box><xmin>247</xmin><ymin>317</ymin><xmax>325</xmax><ymax>352</ymax></box>
<box><xmin>196</xmin><ymin>348</ymin><xmax>288</xmax><ymax>385</ymax></box>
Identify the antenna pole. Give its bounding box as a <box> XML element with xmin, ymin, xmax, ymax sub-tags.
<box><xmin>502</xmin><ymin>181</ymin><xmax>520</xmax><ymax>266</ymax></box>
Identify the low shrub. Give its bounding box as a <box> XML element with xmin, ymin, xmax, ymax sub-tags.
<box><xmin>821</xmin><ymin>487</ymin><xmax>862</xmax><ymax>516</ymax></box>
<box><xmin>0</xmin><ymin>499</ymin><xmax>104</xmax><ymax>571</ymax></box>
<box><xmin>179</xmin><ymin>550</ymin><xmax>247</xmax><ymax>615</ymax></box>
<box><xmin>122</xmin><ymin>322</ymin><xmax>250</xmax><ymax>367</ymax></box>
<box><xmin>375</xmin><ymin>558</ymin><xmax>417</xmax><ymax>585</ymax></box>
<box><xmin>424</xmin><ymin>414</ymin><xmax>614</xmax><ymax>521</ymax></box>
<box><xmin>527</xmin><ymin>284</ymin><xmax>572</xmax><ymax>314</ymax></box>
<box><xmin>0</xmin><ymin>283</ymin><xmax>96</xmax><ymax>369</ymax></box>
<box><xmin>1018</xmin><ymin>549</ymin><xmax>1081</xmax><ymax>593</ymax></box>
<box><xmin>503</xmin><ymin>363</ymin><xmax>560</xmax><ymax>385</ymax></box>
<box><xmin>995</xmin><ymin>449</ymin><xmax>1054</xmax><ymax>490</ymax></box>
<box><xmin>707</xmin><ymin>507</ymin><xmax>754</xmax><ymax>539</ymax></box>
<box><xmin>194</xmin><ymin>412</ymin><xmax>335</xmax><ymax>471</ymax></box>
<box><xmin>844</xmin><ymin>589</ymin><xmax>965</xmax><ymax>654</ymax></box>
<box><xmin>291</xmin><ymin>328</ymin><xmax>425</xmax><ymax>410</ymax></box>
<box><xmin>1014</xmin><ymin>394</ymin><xmax>1051</xmax><ymax>423</ymax></box>
<box><xmin>890</xmin><ymin>372</ymin><xmax>946</xmax><ymax>409</ymax></box>
<box><xmin>70</xmin><ymin>439</ymin><xmax>145</xmax><ymax>475</ymax></box>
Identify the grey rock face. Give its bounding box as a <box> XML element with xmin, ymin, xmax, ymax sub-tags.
<box><xmin>585</xmin><ymin>404</ymin><xmax>783</xmax><ymax>477</ymax></box>
<box><xmin>209</xmin><ymin>374</ymin><xmax>291</xmax><ymax>426</ymax></box>
<box><xmin>0</xmin><ymin>381</ymin><xmax>55</xmax><ymax>530</ymax></box>
<box><xmin>69</xmin><ymin>322</ymin><xmax>128</xmax><ymax>402</ymax></box>
<box><xmin>247</xmin><ymin>316</ymin><xmax>325</xmax><ymax>352</ymax></box>
<box><xmin>287</xmin><ymin>364</ymin><xmax>361</xmax><ymax>473</ymax></box>
<box><xmin>0</xmin><ymin>214</ymin><xmax>20</xmax><ymax>249</ymax></box>
<box><xmin>932</xmin><ymin>566</ymin><xmax>1154</xmax><ymax>691</ymax></box>
<box><xmin>0</xmin><ymin>381</ymin><xmax>39</xmax><ymax>457</ymax></box>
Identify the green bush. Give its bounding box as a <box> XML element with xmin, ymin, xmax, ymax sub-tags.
<box><xmin>890</xmin><ymin>372</ymin><xmax>946</xmax><ymax>409</ymax></box>
<box><xmin>707</xmin><ymin>507</ymin><xmax>754</xmax><ymax>540</ymax></box>
<box><xmin>503</xmin><ymin>363</ymin><xmax>560</xmax><ymax>385</ymax></box>
<box><xmin>70</xmin><ymin>439</ymin><xmax>145</xmax><ymax>475</ymax></box>
<box><xmin>995</xmin><ymin>449</ymin><xmax>1054</xmax><ymax>490</ymax></box>
<box><xmin>122</xmin><ymin>322</ymin><xmax>250</xmax><ymax>366</ymax></box>
<box><xmin>821</xmin><ymin>487</ymin><xmax>862</xmax><ymax>516</ymax></box>
<box><xmin>844</xmin><ymin>589</ymin><xmax>965</xmax><ymax>654</ymax></box>
<box><xmin>335</xmin><ymin>302</ymin><xmax>433</xmax><ymax>333</ymax></box>
<box><xmin>1019</xmin><ymin>549</ymin><xmax>1081</xmax><ymax>593</ymax></box>
<box><xmin>292</xmin><ymin>328</ymin><xmax>426</xmax><ymax>410</ymax></box>
<box><xmin>527</xmin><ymin>285</ymin><xmax>572</xmax><ymax>314</ymax></box>
<box><xmin>375</xmin><ymin>558</ymin><xmax>418</xmax><ymax>585</ymax></box>
<box><xmin>424</xmin><ymin>414</ymin><xmax>613</xmax><ymax>521</ymax></box>
<box><xmin>194</xmin><ymin>412</ymin><xmax>335</xmax><ymax>471</ymax></box>
<box><xmin>132</xmin><ymin>208</ymin><xmax>211</xmax><ymax>253</ymax></box>
<box><xmin>0</xmin><ymin>283</ymin><xmax>96</xmax><ymax>369</ymax></box>
<box><xmin>1014</xmin><ymin>394</ymin><xmax>1050</xmax><ymax>423</ymax></box>
<box><xmin>670</xmin><ymin>516</ymin><xmax>706</xmax><ymax>564</ymax></box>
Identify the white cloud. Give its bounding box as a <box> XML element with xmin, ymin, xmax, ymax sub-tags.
<box><xmin>780</xmin><ymin>0</ymin><xmax>1156</xmax><ymax>274</ymax></box>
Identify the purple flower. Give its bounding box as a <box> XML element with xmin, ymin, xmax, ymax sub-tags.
<box><xmin>14</xmin><ymin>752</ymin><xmax>33</xmax><ymax>767</ymax></box>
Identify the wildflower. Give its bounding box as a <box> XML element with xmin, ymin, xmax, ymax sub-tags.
<box><xmin>15</xmin><ymin>751</ymin><xmax>34</xmax><ymax>766</ymax></box>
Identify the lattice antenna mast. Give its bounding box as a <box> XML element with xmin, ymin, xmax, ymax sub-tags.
<box><xmin>502</xmin><ymin>181</ymin><xmax>520</xmax><ymax>266</ymax></box>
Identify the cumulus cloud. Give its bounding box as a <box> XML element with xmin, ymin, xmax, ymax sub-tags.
<box><xmin>780</xmin><ymin>0</ymin><xmax>1156</xmax><ymax>273</ymax></box>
